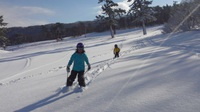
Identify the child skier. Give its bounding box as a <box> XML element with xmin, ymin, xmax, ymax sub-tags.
<box><xmin>66</xmin><ymin>42</ymin><xmax>91</xmax><ymax>89</ymax></box>
<box><xmin>113</xmin><ymin>44</ymin><xmax>120</xmax><ymax>58</ymax></box>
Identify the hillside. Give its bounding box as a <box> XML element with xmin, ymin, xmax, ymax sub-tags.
<box><xmin>0</xmin><ymin>26</ymin><xmax>200</xmax><ymax>112</ymax></box>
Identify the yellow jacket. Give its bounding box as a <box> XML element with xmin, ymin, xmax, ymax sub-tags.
<box><xmin>114</xmin><ymin>47</ymin><xmax>120</xmax><ymax>54</ymax></box>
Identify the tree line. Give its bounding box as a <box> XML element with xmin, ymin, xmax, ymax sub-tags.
<box><xmin>1</xmin><ymin>0</ymin><xmax>199</xmax><ymax>48</ymax></box>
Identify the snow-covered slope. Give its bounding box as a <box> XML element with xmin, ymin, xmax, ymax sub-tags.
<box><xmin>0</xmin><ymin>26</ymin><xmax>200</xmax><ymax>112</ymax></box>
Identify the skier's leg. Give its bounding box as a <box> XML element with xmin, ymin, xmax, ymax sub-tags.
<box><xmin>67</xmin><ymin>70</ymin><xmax>77</xmax><ymax>86</ymax></box>
<box><xmin>114</xmin><ymin>54</ymin><xmax>117</xmax><ymax>58</ymax></box>
<box><xmin>78</xmin><ymin>71</ymin><xmax>86</xmax><ymax>87</ymax></box>
<box><xmin>117</xmin><ymin>52</ymin><xmax>119</xmax><ymax>57</ymax></box>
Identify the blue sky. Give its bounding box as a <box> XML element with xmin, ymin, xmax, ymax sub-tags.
<box><xmin>0</xmin><ymin>0</ymin><xmax>182</xmax><ymax>27</ymax></box>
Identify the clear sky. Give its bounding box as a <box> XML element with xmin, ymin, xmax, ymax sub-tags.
<box><xmin>0</xmin><ymin>0</ymin><xmax>182</xmax><ymax>27</ymax></box>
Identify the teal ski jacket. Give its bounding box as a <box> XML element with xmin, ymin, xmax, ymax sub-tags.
<box><xmin>67</xmin><ymin>52</ymin><xmax>90</xmax><ymax>71</ymax></box>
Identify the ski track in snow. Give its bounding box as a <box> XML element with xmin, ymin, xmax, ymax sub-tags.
<box><xmin>24</xmin><ymin>58</ymin><xmax>31</xmax><ymax>69</ymax></box>
<box><xmin>0</xmin><ymin>52</ymin><xmax>70</xmax><ymax>86</ymax></box>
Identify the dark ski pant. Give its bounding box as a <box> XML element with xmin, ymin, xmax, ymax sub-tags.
<box><xmin>114</xmin><ymin>52</ymin><xmax>119</xmax><ymax>58</ymax></box>
<box><xmin>67</xmin><ymin>70</ymin><xmax>86</xmax><ymax>87</ymax></box>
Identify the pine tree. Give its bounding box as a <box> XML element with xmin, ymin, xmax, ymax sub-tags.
<box><xmin>0</xmin><ymin>15</ymin><xmax>9</xmax><ymax>49</ymax></box>
<box><xmin>128</xmin><ymin>0</ymin><xmax>156</xmax><ymax>35</ymax></box>
<box><xmin>97</xmin><ymin>0</ymin><xmax>126</xmax><ymax>38</ymax></box>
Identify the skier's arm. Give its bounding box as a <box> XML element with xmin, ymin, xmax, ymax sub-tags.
<box><xmin>84</xmin><ymin>54</ymin><xmax>90</xmax><ymax>66</ymax></box>
<box><xmin>67</xmin><ymin>54</ymin><xmax>74</xmax><ymax>67</ymax></box>
<box><xmin>84</xmin><ymin>54</ymin><xmax>91</xmax><ymax>70</ymax></box>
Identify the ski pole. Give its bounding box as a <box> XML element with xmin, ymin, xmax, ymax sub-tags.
<box><xmin>66</xmin><ymin>71</ymin><xmax>69</xmax><ymax>86</ymax></box>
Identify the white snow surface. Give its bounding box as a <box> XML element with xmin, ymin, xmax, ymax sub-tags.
<box><xmin>0</xmin><ymin>26</ymin><xmax>200</xmax><ymax>112</ymax></box>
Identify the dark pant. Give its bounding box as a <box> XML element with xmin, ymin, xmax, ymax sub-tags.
<box><xmin>67</xmin><ymin>70</ymin><xmax>85</xmax><ymax>87</ymax></box>
<box><xmin>114</xmin><ymin>52</ymin><xmax>119</xmax><ymax>58</ymax></box>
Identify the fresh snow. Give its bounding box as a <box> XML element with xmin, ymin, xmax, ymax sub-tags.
<box><xmin>0</xmin><ymin>26</ymin><xmax>200</xmax><ymax>112</ymax></box>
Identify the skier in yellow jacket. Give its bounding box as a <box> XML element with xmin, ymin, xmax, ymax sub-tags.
<box><xmin>113</xmin><ymin>44</ymin><xmax>120</xmax><ymax>58</ymax></box>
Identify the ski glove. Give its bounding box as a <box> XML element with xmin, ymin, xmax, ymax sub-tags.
<box><xmin>87</xmin><ymin>65</ymin><xmax>91</xmax><ymax>71</ymax></box>
<box><xmin>66</xmin><ymin>66</ymin><xmax>70</xmax><ymax>72</ymax></box>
